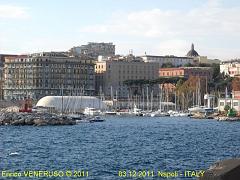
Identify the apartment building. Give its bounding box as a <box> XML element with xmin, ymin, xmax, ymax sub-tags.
<box><xmin>3</xmin><ymin>52</ymin><xmax>95</xmax><ymax>100</ymax></box>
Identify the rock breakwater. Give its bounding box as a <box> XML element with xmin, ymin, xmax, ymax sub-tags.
<box><xmin>0</xmin><ymin>112</ymin><xmax>76</xmax><ymax>126</ymax></box>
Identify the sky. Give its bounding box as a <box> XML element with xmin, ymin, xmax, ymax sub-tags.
<box><xmin>0</xmin><ymin>0</ymin><xmax>239</xmax><ymax>60</ymax></box>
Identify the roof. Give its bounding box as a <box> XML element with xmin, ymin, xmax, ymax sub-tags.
<box><xmin>36</xmin><ymin>96</ymin><xmax>107</xmax><ymax>112</ymax></box>
<box><xmin>142</xmin><ymin>55</ymin><xmax>193</xmax><ymax>59</ymax></box>
<box><xmin>160</xmin><ymin>67</ymin><xmax>212</xmax><ymax>71</ymax></box>
<box><xmin>186</xmin><ymin>43</ymin><xmax>199</xmax><ymax>57</ymax></box>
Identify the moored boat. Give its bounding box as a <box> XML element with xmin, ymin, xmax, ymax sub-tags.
<box><xmin>83</xmin><ymin>107</ymin><xmax>101</xmax><ymax>116</ymax></box>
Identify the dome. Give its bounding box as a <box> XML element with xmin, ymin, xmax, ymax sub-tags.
<box><xmin>186</xmin><ymin>43</ymin><xmax>199</xmax><ymax>57</ymax></box>
<box><xmin>36</xmin><ymin>96</ymin><xmax>107</xmax><ymax>112</ymax></box>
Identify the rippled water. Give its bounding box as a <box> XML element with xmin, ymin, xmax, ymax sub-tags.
<box><xmin>1</xmin><ymin>117</ymin><xmax>240</xmax><ymax>179</ymax></box>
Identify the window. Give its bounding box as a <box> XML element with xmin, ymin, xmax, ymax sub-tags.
<box><xmin>220</xmin><ymin>102</ymin><xmax>224</xmax><ymax>106</ymax></box>
<box><xmin>233</xmin><ymin>102</ymin><xmax>239</xmax><ymax>106</ymax></box>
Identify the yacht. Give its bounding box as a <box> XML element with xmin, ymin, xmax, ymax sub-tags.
<box><xmin>83</xmin><ymin>107</ymin><xmax>101</xmax><ymax>116</ymax></box>
<box><xmin>88</xmin><ymin>116</ymin><xmax>105</xmax><ymax>123</ymax></box>
<box><xmin>131</xmin><ymin>105</ymin><xmax>143</xmax><ymax>116</ymax></box>
<box><xmin>188</xmin><ymin>106</ymin><xmax>214</xmax><ymax>113</ymax></box>
<box><xmin>103</xmin><ymin>111</ymin><xmax>117</xmax><ymax>115</ymax></box>
<box><xmin>150</xmin><ymin>110</ymin><xmax>169</xmax><ymax>117</ymax></box>
<box><xmin>169</xmin><ymin>111</ymin><xmax>190</xmax><ymax>117</ymax></box>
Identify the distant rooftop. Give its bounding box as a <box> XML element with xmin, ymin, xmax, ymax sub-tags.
<box><xmin>221</xmin><ymin>59</ymin><xmax>240</xmax><ymax>63</ymax></box>
<box><xmin>142</xmin><ymin>55</ymin><xmax>193</xmax><ymax>59</ymax></box>
<box><xmin>29</xmin><ymin>52</ymin><xmax>69</xmax><ymax>58</ymax></box>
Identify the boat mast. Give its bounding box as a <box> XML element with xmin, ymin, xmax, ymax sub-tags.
<box><xmin>61</xmin><ymin>85</ymin><xmax>63</xmax><ymax>115</ymax></box>
<box><xmin>175</xmin><ymin>91</ymin><xmax>177</xmax><ymax>111</ymax></box>
<box><xmin>142</xmin><ymin>88</ymin><xmax>145</xmax><ymax>111</ymax></box>
<box><xmin>150</xmin><ymin>90</ymin><xmax>153</xmax><ymax>112</ymax></box>
<box><xmin>147</xmin><ymin>86</ymin><xmax>149</xmax><ymax>111</ymax></box>
<box><xmin>159</xmin><ymin>86</ymin><xmax>162</xmax><ymax>112</ymax></box>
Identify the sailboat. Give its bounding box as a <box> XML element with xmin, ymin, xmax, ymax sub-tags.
<box><xmin>150</xmin><ymin>87</ymin><xmax>169</xmax><ymax>117</ymax></box>
<box><xmin>169</xmin><ymin>91</ymin><xmax>190</xmax><ymax>117</ymax></box>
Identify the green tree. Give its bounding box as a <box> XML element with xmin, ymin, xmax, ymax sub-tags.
<box><xmin>161</xmin><ymin>62</ymin><xmax>175</xmax><ymax>68</ymax></box>
<box><xmin>224</xmin><ymin>105</ymin><xmax>231</xmax><ymax>112</ymax></box>
<box><xmin>184</xmin><ymin>63</ymin><xmax>195</xmax><ymax>67</ymax></box>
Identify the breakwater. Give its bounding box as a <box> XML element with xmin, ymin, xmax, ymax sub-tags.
<box><xmin>0</xmin><ymin>112</ymin><xmax>76</xmax><ymax>126</ymax></box>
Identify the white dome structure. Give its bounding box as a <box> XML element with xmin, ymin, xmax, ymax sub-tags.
<box><xmin>36</xmin><ymin>96</ymin><xmax>107</xmax><ymax>112</ymax></box>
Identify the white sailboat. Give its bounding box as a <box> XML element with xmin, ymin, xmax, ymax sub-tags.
<box><xmin>150</xmin><ymin>87</ymin><xmax>169</xmax><ymax>117</ymax></box>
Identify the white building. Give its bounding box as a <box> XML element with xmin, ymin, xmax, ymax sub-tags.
<box><xmin>141</xmin><ymin>55</ymin><xmax>194</xmax><ymax>67</ymax></box>
<box><xmin>141</xmin><ymin>44</ymin><xmax>220</xmax><ymax>67</ymax></box>
<box><xmin>220</xmin><ymin>60</ymin><xmax>240</xmax><ymax>77</ymax></box>
<box><xmin>218</xmin><ymin>98</ymin><xmax>240</xmax><ymax>113</ymax></box>
<box><xmin>36</xmin><ymin>96</ymin><xmax>107</xmax><ymax>113</ymax></box>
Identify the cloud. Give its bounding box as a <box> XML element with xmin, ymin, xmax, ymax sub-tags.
<box><xmin>79</xmin><ymin>0</ymin><xmax>240</xmax><ymax>59</ymax></box>
<box><xmin>0</xmin><ymin>4</ymin><xmax>29</xmax><ymax>19</ymax></box>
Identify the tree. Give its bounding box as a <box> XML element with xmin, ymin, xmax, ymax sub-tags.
<box><xmin>184</xmin><ymin>63</ymin><xmax>195</xmax><ymax>67</ymax></box>
<box><xmin>211</xmin><ymin>63</ymin><xmax>220</xmax><ymax>80</ymax></box>
<box><xmin>224</xmin><ymin>105</ymin><xmax>230</xmax><ymax>112</ymax></box>
<box><xmin>161</xmin><ymin>62</ymin><xmax>175</xmax><ymax>68</ymax></box>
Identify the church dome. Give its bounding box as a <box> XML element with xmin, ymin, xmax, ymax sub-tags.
<box><xmin>186</xmin><ymin>43</ymin><xmax>199</xmax><ymax>57</ymax></box>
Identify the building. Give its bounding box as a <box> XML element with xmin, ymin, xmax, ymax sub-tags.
<box><xmin>69</xmin><ymin>42</ymin><xmax>115</xmax><ymax>59</ymax></box>
<box><xmin>159</xmin><ymin>67</ymin><xmax>213</xmax><ymax>80</ymax></box>
<box><xmin>218</xmin><ymin>96</ymin><xmax>240</xmax><ymax>115</ymax></box>
<box><xmin>0</xmin><ymin>54</ymin><xmax>20</xmax><ymax>100</ymax></box>
<box><xmin>186</xmin><ymin>43</ymin><xmax>220</xmax><ymax>65</ymax></box>
<box><xmin>3</xmin><ymin>52</ymin><xmax>95</xmax><ymax>100</ymax></box>
<box><xmin>95</xmin><ymin>55</ymin><xmax>159</xmax><ymax>99</ymax></box>
<box><xmin>141</xmin><ymin>43</ymin><xmax>202</xmax><ymax>67</ymax></box>
<box><xmin>218</xmin><ymin>76</ymin><xmax>240</xmax><ymax>115</ymax></box>
<box><xmin>220</xmin><ymin>60</ymin><xmax>240</xmax><ymax>77</ymax></box>
<box><xmin>141</xmin><ymin>55</ymin><xmax>194</xmax><ymax>67</ymax></box>
<box><xmin>193</xmin><ymin>56</ymin><xmax>221</xmax><ymax>65</ymax></box>
<box><xmin>159</xmin><ymin>67</ymin><xmax>213</xmax><ymax>93</ymax></box>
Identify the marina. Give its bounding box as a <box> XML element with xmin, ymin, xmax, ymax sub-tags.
<box><xmin>0</xmin><ymin>0</ymin><xmax>240</xmax><ymax>178</ymax></box>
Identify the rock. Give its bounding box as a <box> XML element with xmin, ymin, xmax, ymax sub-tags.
<box><xmin>11</xmin><ymin>119</ymin><xmax>25</xmax><ymax>126</ymax></box>
<box><xmin>0</xmin><ymin>106</ymin><xmax>20</xmax><ymax>113</ymax></box>
<box><xmin>25</xmin><ymin>116</ymin><xmax>35</xmax><ymax>125</ymax></box>
<box><xmin>199</xmin><ymin>158</ymin><xmax>240</xmax><ymax>180</ymax></box>
<box><xmin>0</xmin><ymin>112</ymin><xmax>76</xmax><ymax>126</ymax></box>
<box><xmin>33</xmin><ymin>119</ymin><xmax>48</xmax><ymax>126</ymax></box>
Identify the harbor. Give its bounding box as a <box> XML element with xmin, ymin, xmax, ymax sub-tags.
<box><xmin>1</xmin><ymin>0</ymin><xmax>240</xmax><ymax>179</ymax></box>
<box><xmin>1</xmin><ymin>79</ymin><xmax>240</xmax><ymax>126</ymax></box>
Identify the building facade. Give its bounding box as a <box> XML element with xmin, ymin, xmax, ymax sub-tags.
<box><xmin>218</xmin><ymin>98</ymin><xmax>240</xmax><ymax>115</ymax></box>
<box><xmin>3</xmin><ymin>52</ymin><xmax>95</xmax><ymax>100</ymax></box>
<box><xmin>95</xmin><ymin>56</ymin><xmax>159</xmax><ymax>99</ymax></box>
<box><xmin>69</xmin><ymin>42</ymin><xmax>115</xmax><ymax>59</ymax></box>
<box><xmin>220</xmin><ymin>60</ymin><xmax>240</xmax><ymax>77</ymax></box>
<box><xmin>141</xmin><ymin>55</ymin><xmax>194</xmax><ymax>67</ymax></box>
<box><xmin>0</xmin><ymin>54</ymin><xmax>19</xmax><ymax>100</ymax></box>
<box><xmin>148</xmin><ymin>43</ymin><xmax>221</xmax><ymax>66</ymax></box>
<box><xmin>159</xmin><ymin>67</ymin><xmax>213</xmax><ymax>80</ymax></box>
